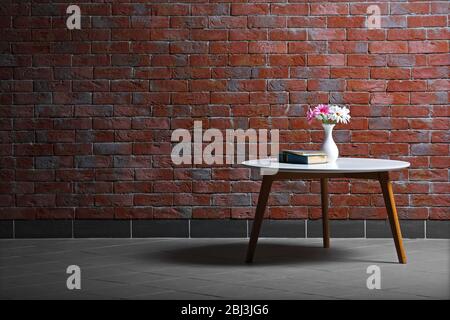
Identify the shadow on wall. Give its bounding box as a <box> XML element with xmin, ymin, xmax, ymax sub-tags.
<box><xmin>139</xmin><ymin>241</ymin><xmax>396</xmax><ymax>266</ymax></box>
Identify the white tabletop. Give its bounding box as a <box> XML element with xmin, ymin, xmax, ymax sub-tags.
<box><xmin>242</xmin><ymin>157</ymin><xmax>410</xmax><ymax>173</ymax></box>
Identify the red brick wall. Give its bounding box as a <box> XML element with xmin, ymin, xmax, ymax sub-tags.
<box><xmin>0</xmin><ymin>1</ymin><xmax>448</xmax><ymax>221</ymax></box>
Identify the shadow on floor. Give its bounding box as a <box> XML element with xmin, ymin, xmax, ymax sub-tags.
<box><xmin>144</xmin><ymin>241</ymin><xmax>359</xmax><ymax>266</ymax></box>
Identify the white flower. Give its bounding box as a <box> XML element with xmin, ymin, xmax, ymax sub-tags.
<box><xmin>329</xmin><ymin>105</ymin><xmax>351</xmax><ymax>124</ymax></box>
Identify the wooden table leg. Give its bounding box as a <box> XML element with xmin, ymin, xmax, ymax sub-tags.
<box><xmin>246</xmin><ymin>175</ymin><xmax>273</xmax><ymax>263</ymax></box>
<box><xmin>379</xmin><ymin>172</ymin><xmax>407</xmax><ymax>264</ymax></box>
<box><xmin>320</xmin><ymin>178</ymin><xmax>330</xmax><ymax>248</ymax></box>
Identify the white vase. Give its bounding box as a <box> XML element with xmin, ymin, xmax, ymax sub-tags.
<box><xmin>321</xmin><ymin>123</ymin><xmax>339</xmax><ymax>163</ymax></box>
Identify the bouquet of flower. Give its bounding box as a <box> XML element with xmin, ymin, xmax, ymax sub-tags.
<box><xmin>307</xmin><ymin>104</ymin><xmax>351</xmax><ymax>125</ymax></box>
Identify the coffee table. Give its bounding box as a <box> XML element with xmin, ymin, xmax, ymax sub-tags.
<box><xmin>242</xmin><ymin>157</ymin><xmax>410</xmax><ymax>264</ymax></box>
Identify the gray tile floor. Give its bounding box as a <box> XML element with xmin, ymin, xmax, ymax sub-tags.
<box><xmin>0</xmin><ymin>238</ymin><xmax>448</xmax><ymax>300</ymax></box>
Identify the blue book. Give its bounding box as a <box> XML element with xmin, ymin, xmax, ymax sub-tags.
<box><xmin>279</xmin><ymin>150</ymin><xmax>327</xmax><ymax>164</ymax></box>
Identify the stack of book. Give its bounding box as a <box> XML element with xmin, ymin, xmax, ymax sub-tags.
<box><xmin>279</xmin><ymin>150</ymin><xmax>328</xmax><ymax>164</ymax></box>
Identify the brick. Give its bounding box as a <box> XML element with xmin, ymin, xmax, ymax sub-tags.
<box><xmin>428</xmin><ymin>54</ymin><xmax>450</xmax><ymax>66</ymax></box>
<box><xmin>409</xmin><ymin>41</ymin><xmax>448</xmax><ymax>54</ymax></box>
<box><xmin>210</xmin><ymin>42</ymin><xmax>248</xmax><ymax>54</ymax></box>
<box><xmin>331</xmin><ymin>68</ymin><xmax>369</xmax><ymax>79</ymax></box>
<box><xmin>310</xmin><ymin>4</ymin><xmax>348</xmax><ymax>15</ymax></box>
<box><xmin>387</xmin><ymin>29</ymin><xmax>426</xmax><ymax>41</ymax></box>
<box><xmin>269</xmin><ymin>80</ymin><xmax>306</xmax><ymax>92</ymax></box>
<box><xmin>349</xmin><ymin>207</ymin><xmax>386</xmax><ymax>220</ymax></box>
<box><xmin>289</xmin><ymin>42</ymin><xmax>327</xmax><ymax>54</ymax></box>
<box><xmin>35</xmin><ymin>182</ymin><xmax>71</xmax><ymax>194</ymax></box>
<box><xmin>250</xmin><ymin>92</ymin><xmax>288</xmax><ymax>104</ymax></box>
<box><xmin>75</xmin><ymin>156</ymin><xmax>111</xmax><ymax>168</ymax></box>
<box><xmin>231</xmin><ymin>4</ymin><xmax>269</xmax><ymax>15</ymax></box>
<box><xmin>211</xmin><ymin>92</ymin><xmax>249</xmax><ymax>104</ymax></box>
<box><xmin>94</xmin><ymin>67</ymin><xmax>132</xmax><ymax>79</ymax></box>
<box><xmin>308</xmin><ymin>79</ymin><xmax>344</xmax><ymax>91</ymax></box>
<box><xmin>329</xmin><ymin>42</ymin><xmax>368</xmax><ymax>54</ymax></box>
<box><xmin>308</xmin><ymin>54</ymin><xmax>345</xmax><ymax>66</ymax></box>
<box><xmin>411</xmin><ymin>92</ymin><xmax>448</xmax><ymax>105</ymax></box>
<box><xmin>248</xmin><ymin>16</ymin><xmax>285</xmax><ymax>28</ymax></box>
<box><xmin>209</xmin><ymin>16</ymin><xmax>248</xmax><ymax>29</ymax></box>
<box><xmin>410</xmin><ymin>170</ymin><xmax>448</xmax><ymax>182</ymax></box>
<box><xmin>170</xmin><ymin>16</ymin><xmax>206</xmax><ymax>29</ymax></box>
<box><xmin>269</xmin><ymin>29</ymin><xmax>306</xmax><ymax>41</ymax></box>
<box><xmin>429</xmin><ymin>208</ymin><xmax>449</xmax><ymax>220</ymax></box>
<box><xmin>348</xmin><ymin>55</ymin><xmax>386</xmax><ymax>67</ymax></box>
<box><xmin>150</xmin><ymin>80</ymin><xmax>187</xmax><ymax>92</ymax></box>
<box><xmin>55</xmin><ymin>143</ymin><xmax>91</xmax><ymax>156</ymax></box>
<box><xmin>371</xmin><ymin>68</ymin><xmax>410</xmax><ymax>79</ymax></box>
<box><xmin>172</xmin><ymin>92</ymin><xmax>209</xmax><ymax>105</ymax></box>
<box><xmin>351</xmin><ymin>131</ymin><xmax>389</xmax><ymax>143</ymax></box>
<box><xmin>431</xmin><ymin>131</ymin><xmax>450</xmax><ymax>143</ymax></box>
<box><xmin>408</xmin><ymin>16</ymin><xmax>447</xmax><ymax>27</ymax></box>
<box><xmin>380</xmin><ymin>16</ymin><xmax>407</xmax><ymax>28</ymax></box>
<box><xmin>15</xmin><ymin>144</ymin><xmax>53</xmax><ymax>156</ymax></box>
<box><xmin>271</xmin><ymin>4</ymin><xmax>308</xmax><ymax>15</ymax></box>
<box><xmin>347</xmin><ymin>80</ymin><xmax>386</xmax><ymax>92</ymax></box>
<box><xmin>229</xmin><ymin>29</ymin><xmax>267</xmax><ymax>41</ymax></box>
<box><xmin>369</xmin><ymin>42</ymin><xmax>408</xmax><ymax>54</ymax></box>
<box><xmin>332</xmin><ymin>92</ymin><xmax>370</xmax><ymax>105</ymax></box>
<box><xmin>229</xmin><ymin>54</ymin><xmax>265</xmax><ymax>66</ymax></box>
<box><xmin>14</xmin><ymin>119</ymin><xmax>52</xmax><ymax>130</ymax></box>
<box><xmin>94</xmin><ymin>143</ymin><xmax>132</xmax><ymax>155</ymax></box>
<box><xmin>327</xmin><ymin>17</ymin><xmax>365</xmax><ymax>28</ymax></box>
<box><xmin>331</xmin><ymin>195</ymin><xmax>371</xmax><ymax>207</ymax></box>
<box><xmin>17</xmin><ymin>194</ymin><xmax>55</xmax><ymax>207</ymax></box>
<box><xmin>152</xmin><ymin>4</ymin><xmax>188</xmax><ymax>16</ymax></box>
<box><xmin>112</xmin><ymin>29</ymin><xmax>150</xmax><ymax>41</ymax></box>
<box><xmin>413</xmin><ymin>67</ymin><xmax>448</xmax><ymax>79</ymax></box>
<box><xmin>387</xmin><ymin>81</ymin><xmax>427</xmax><ymax>92</ymax></box>
<box><xmin>308</xmin><ymin>29</ymin><xmax>345</xmax><ymax>41</ymax></box>
<box><xmin>288</xmin><ymin>17</ymin><xmax>326</xmax><ymax>28</ymax></box>
<box><xmin>269</xmin><ymin>54</ymin><xmax>305</xmax><ymax>66</ymax></box>
<box><xmin>249</xmin><ymin>42</ymin><xmax>286</xmax><ymax>54</ymax></box>
<box><xmin>370</xmin><ymin>93</ymin><xmax>410</xmax><ymax>105</ymax></box>
<box><xmin>391</xmin><ymin>3</ymin><xmax>430</xmax><ymax>15</ymax></box>
<box><xmin>95</xmin><ymin>169</ymin><xmax>134</xmax><ymax>181</ymax></box>
<box><xmin>370</xmin><ymin>144</ymin><xmax>409</xmax><ymax>156</ymax></box>
<box><xmin>391</xmin><ymin>131</ymin><xmax>429</xmax><ymax>143</ymax></box>
<box><xmin>170</xmin><ymin>42</ymin><xmax>208</xmax><ymax>54</ymax></box>
<box><xmin>53</xmin><ymin>92</ymin><xmax>92</xmax><ymax>105</ymax></box>
<box><xmin>348</xmin><ymin>29</ymin><xmax>385</xmax><ymax>41</ymax></box>
<box><xmin>431</xmin><ymin>183</ymin><xmax>450</xmax><ymax>194</ymax></box>
<box><xmin>14</xmin><ymin>93</ymin><xmax>51</xmax><ymax>104</ymax></box>
<box><xmin>193</xmin><ymin>181</ymin><xmax>230</xmax><ymax>193</ymax></box>
<box><xmin>410</xmin><ymin>119</ymin><xmax>449</xmax><ymax>130</ymax></box>
<box><xmin>411</xmin><ymin>144</ymin><xmax>449</xmax><ymax>156</ymax></box>
<box><xmin>191</xmin><ymin>29</ymin><xmax>228</xmax><ymax>41</ymax></box>
<box><xmin>132</xmin><ymin>93</ymin><xmax>169</xmax><ymax>105</ymax></box>
<box><xmin>192</xmin><ymin>4</ymin><xmax>229</xmax><ymax>16</ymax></box>
<box><xmin>411</xmin><ymin>195</ymin><xmax>450</xmax><ymax>207</ymax></box>
<box><xmin>192</xmin><ymin>80</ymin><xmax>227</xmax><ymax>92</ymax></box>
<box><xmin>290</xmin><ymin>92</ymin><xmax>329</xmax><ymax>104</ymax></box>
<box><xmin>351</xmin><ymin>3</ymin><xmax>389</xmax><ymax>15</ymax></box>
<box><xmin>111</xmin><ymin>54</ymin><xmax>151</xmax><ymax>67</ymax></box>
<box><xmin>35</xmin><ymin>156</ymin><xmax>72</xmax><ymax>169</ymax></box>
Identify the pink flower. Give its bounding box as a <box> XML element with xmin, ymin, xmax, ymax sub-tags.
<box><xmin>306</xmin><ymin>108</ymin><xmax>318</xmax><ymax>124</ymax></box>
<box><xmin>316</xmin><ymin>104</ymin><xmax>330</xmax><ymax>115</ymax></box>
<box><xmin>307</xmin><ymin>104</ymin><xmax>330</xmax><ymax>124</ymax></box>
